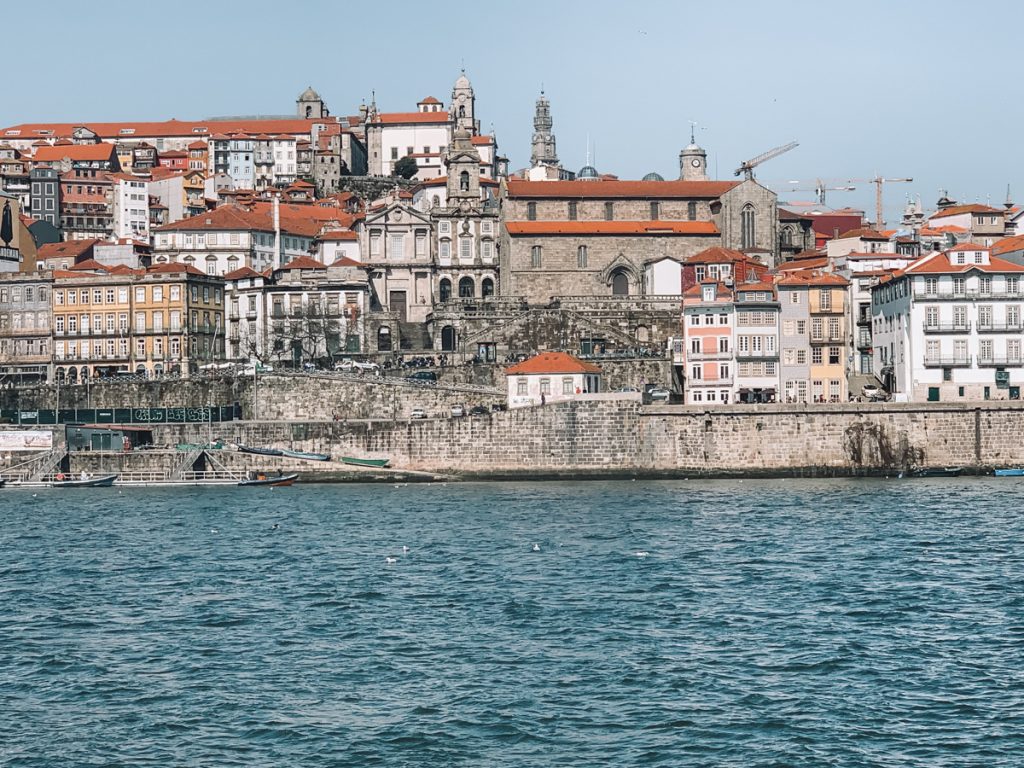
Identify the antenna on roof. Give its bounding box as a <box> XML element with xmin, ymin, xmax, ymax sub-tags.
<box><xmin>585</xmin><ymin>133</ymin><xmax>591</xmax><ymax>166</ymax></box>
<box><xmin>688</xmin><ymin>120</ymin><xmax>698</xmax><ymax>144</ymax></box>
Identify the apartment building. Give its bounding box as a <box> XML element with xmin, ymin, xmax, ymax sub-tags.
<box><xmin>0</xmin><ymin>271</ymin><xmax>52</xmax><ymax>383</ymax></box>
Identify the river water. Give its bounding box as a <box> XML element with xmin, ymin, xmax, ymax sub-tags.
<box><xmin>2</xmin><ymin>479</ymin><xmax>1023</xmax><ymax>765</ymax></box>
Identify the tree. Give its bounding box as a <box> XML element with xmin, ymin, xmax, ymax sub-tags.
<box><xmin>393</xmin><ymin>155</ymin><xmax>418</xmax><ymax>180</ymax></box>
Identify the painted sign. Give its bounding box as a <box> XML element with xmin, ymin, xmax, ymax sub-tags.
<box><xmin>0</xmin><ymin>430</ymin><xmax>53</xmax><ymax>451</ymax></box>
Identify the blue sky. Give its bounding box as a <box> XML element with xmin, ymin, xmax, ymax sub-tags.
<box><xmin>5</xmin><ymin>0</ymin><xmax>1019</xmax><ymax>223</ymax></box>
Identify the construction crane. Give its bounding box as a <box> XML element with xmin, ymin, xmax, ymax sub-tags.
<box><xmin>735</xmin><ymin>141</ymin><xmax>799</xmax><ymax>181</ymax></box>
<box><xmin>845</xmin><ymin>175</ymin><xmax>913</xmax><ymax>228</ymax></box>
<box><xmin>783</xmin><ymin>178</ymin><xmax>857</xmax><ymax>206</ymax></box>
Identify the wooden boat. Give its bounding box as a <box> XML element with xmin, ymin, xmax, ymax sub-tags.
<box><xmin>238</xmin><ymin>472</ymin><xmax>298</xmax><ymax>487</ymax></box>
<box><xmin>237</xmin><ymin>444</ymin><xmax>284</xmax><ymax>457</ymax></box>
<box><xmin>341</xmin><ymin>456</ymin><xmax>391</xmax><ymax>468</ymax></box>
<box><xmin>994</xmin><ymin>468</ymin><xmax>1024</xmax><ymax>477</ymax></box>
<box><xmin>51</xmin><ymin>473</ymin><xmax>119</xmax><ymax>488</ymax></box>
<box><xmin>280</xmin><ymin>448</ymin><xmax>331</xmax><ymax>462</ymax></box>
<box><xmin>909</xmin><ymin>467</ymin><xmax>963</xmax><ymax>478</ymax></box>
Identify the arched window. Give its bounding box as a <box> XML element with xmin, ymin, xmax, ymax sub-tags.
<box><xmin>68</xmin><ymin>367</ymin><xmax>78</xmax><ymax>383</ymax></box>
<box><xmin>636</xmin><ymin>325</ymin><xmax>650</xmax><ymax>342</ymax></box>
<box><xmin>458</xmin><ymin>277</ymin><xmax>475</xmax><ymax>298</ymax></box>
<box><xmin>611</xmin><ymin>270</ymin><xmax>630</xmax><ymax>296</ymax></box>
<box><xmin>458</xmin><ymin>105</ymin><xmax>466</xmax><ymax>118</ymax></box>
<box><xmin>741</xmin><ymin>204</ymin><xmax>756</xmax><ymax>249</ymax></box>
<box><xmin>781</xmin><ymin>227</ymin><xmax>793</xmax><ymax>246</ymax></box>
<box><xmin>459</xmin><ymin>171</ymin><xmax>470</xmax><ymax>191</ymax></box>
<box><xmin>441</xmin><ymin>325</ymin><xmax>456</xmax><ymax>351</ymax></box>
<box><xmin>481</xmin><ymin>277</ymin><xmax>494</xmax><ymax>298</ymax></box>
<box><xmin>439</xmin><ymin>278</ymin><xmax>452</xmax><ymax>302</ymax></box>
<box><xmin>432</xmin><ymin>195</ymin><xmax>440</xmax><ymax>208</ymax></box>
<box><xmin>305</xmin><ymin>105</ymin><xmax>313</xmax><ymax>118</ymax></box>
<box><xmin>577</xmin><ymin>245</ymin><xmax>588</xmax><ymax>268</ymax></box>
<box><xmin>377</xmin><ymin>326</ymin><xmax>392</xmax><ymax>352</ymax></box>
<box><xmin>55</xmin><ymin>367</ymin><xmax>65</xmax><ymax>383</ymax></box>
<box><xmin>80</xmin><ymin>366</ymin><xmax>89</xmax><ymax>382</ymax></box>
<box><xmin>687</xmin><ymin>201</ymin><xmax>697</xmax><ymax>221</ymax></box>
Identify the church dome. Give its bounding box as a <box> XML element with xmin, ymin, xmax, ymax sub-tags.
<box><xmin>642</xmin><ymin>172</ymin><xmax>665</xmax><ymax>181</ymax></box>
<box><xmin>684</xmin><ymin>142</ymin><xmax>703</xmax><ymax>152</ymax></box>
<box><xmin>298</xmin><ymin>86</ymin><xmax>320</xmax><ymax>101</ymax></box>
<box><xmin>578</xmin><ymin>165</ymin><xmax>599</xmax><ymax>180</ymax></box>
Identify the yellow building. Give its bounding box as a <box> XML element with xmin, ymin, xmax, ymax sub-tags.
<box><xmin>52</xmin><ymin>262</ymin><xmax>224</xmax><ymax>381</ymax></box>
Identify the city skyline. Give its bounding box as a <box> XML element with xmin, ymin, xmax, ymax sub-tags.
<box><xmin>2</xmin><ymin>0</ymin><xmax>1020</xmax><ymax>221</ymax></box>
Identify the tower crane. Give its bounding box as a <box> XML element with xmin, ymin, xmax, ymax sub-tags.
<box><xmin>783</xmin><ymin>178</ymin><xmax>857</xmax><ymax>206</ymax></box>
<box><xmin>734</xmin><ymin>141</ymin><xmax>799</xmax><ymax>181</ymax></box>
<box><xmin>844</xmin><ymin>175</ymin><xmax>913</xmax><ymax>229</ymax></box>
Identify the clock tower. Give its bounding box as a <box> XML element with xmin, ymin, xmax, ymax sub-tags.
<box><xmin>679</xmin><ymin>130</ymin><xmax>708</xmax><ymax>182</ymax></box>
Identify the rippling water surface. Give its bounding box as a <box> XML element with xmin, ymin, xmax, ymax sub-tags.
<box><xmin>3</xmin><ymin>478</ymin><xmax>1024</xmax><ymax>765</ymax></box>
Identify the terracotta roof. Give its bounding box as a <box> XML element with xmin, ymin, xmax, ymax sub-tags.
<box><xmin>224</xmin><ymin>266</ymin><xmax>263</xmax><ymax>280</ymax></box>
<box><xmin>470</xmin><ymin>135</ymin><xmax>494</xmax><ymax>146</ymax></box>
<box><xmin>505</xmin><ymin>351</ymin><xmax>602</xmax><ymax>376</ymax></box>
<box><xmin>948</xmin><ymin>242</ymin><xmax>990</xmax><ymax>252</ymax></box>
<box><xmin>685</xmin><ymin>246</ymin><xmax>760</xmax><ymax>264</ymax></box>
<box><xmin>777</xmin><ymin>256</ymin><xmax>829</xmax><ymax>271</ymax></box>
<box><xmin>778</xmin><ymin>207</ymin><xmax>813</xmax><ymax>221</ymax></box>
<box><xmin>418</xmin><ymin>96</ymin><xmax>441</xmax><ymax>105</ymax></box>
<box><xmin>931</xmin><ymin>204</ymin><xmax>1004</xmax><ymax>220</ymax></box>
<box><xmin>67</xmin><ymin>258</ymin><xmax>112</xmax><ymax>272</ymax></box>
<box><xmin>835</xmin><ymin>228</ymin><xmax>889</xmax><ymax>240</ymax></box>
<box><xmin>32</xmin><ymin>143</ymin><xmax>116</xmax><ymax>162</ymax></box>
<box><xmin>317</xmin><ymin>230</ymin><xmax>358</xmax><ymax>241</ymax></box>
<box><xmin>329</xmin><ymin>256</ymin><xmax>362</xmax><ymax>268</ymax></box>
<box><xmin>37</xmin><ymin>238</ymin><xmax>101</xmax><ymax>260</ymax></box>
<box><xmin>842</xmin><ymin>251</ymin><xmax>910</xmax><ymax>260</ymax></box>
<box><xmin>904</xmin><ymin>250</ymin><xmax>1024</xmax><ymax>274</ymax></box>
<box><xmin>278</xmin><ymin>255</ymin><xmax>326</xmax><ymax>271</ymax></box>
<box><xmin>374</xmin><ymin>112</ymin><xmax>451</xmax><ymax>125</ymax></box>
<box><xmin>154</xmin><ymin>205</ymin><xmax>271</xmax><ymax>233</ymax></box>
<box><xmin>506</xmin><ymin>179</ymin><xmax>740</xmax><ymax>199</ymax></box>
<box><xmin>735</xmin><ymin>280</ymin><xmax>777</xmax><ymax>294</ymax></box>
<box><xmin>775</xmin><ymin>270</ymin><xmax>849</xmax><ymax>287</ymax></box>
<box><xmin>187</xmin><ymin>140</ymin><xmax>207</xmax><ymax>150</ymax></box>
<box><xmin>2</xmin><ymin>118</ymin><xmax>318</xmax><ymax>141</ymax></box>
<box><xmin>147</xmin><ymin>262</ymin><xmax>207</xmax><ymax>276</ymax></box>
<box><xmin>990</xmin><ymin>235</ymin><xmax>1024</xmax><ymax>255</ymax></box>
<box><xmin>506</xmin><ymin>221</ymin><xmax>718</xmax><ymax>236</ymax></box>
<box><xmin>919</xmin><ymin>224</ymin><xmax>967</xmax><ymax>236</ymax></box>
<box><xmin>683</xmin><ymin>281</ymin><xmax>732</xmax><ymax>300</ymax></box>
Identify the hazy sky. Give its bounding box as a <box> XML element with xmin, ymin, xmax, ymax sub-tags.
<box><xmin>4</xmin><ymin>0</ymin><xmax>1019</xmax><ymax>223</ymax></box>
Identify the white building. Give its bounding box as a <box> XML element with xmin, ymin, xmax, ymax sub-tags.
<box><xmin>871</xmin><ymin>243</ymin><xmax>1024</xmax><ymax>401</ymax></box>
<box><xmin>111</xmin><ymin>174</ymin><xmax>149</xmax><ymax>240</ymax></box>
<box><xmin>505</xmin><ymin>351</ymin><xmax>602</xmax><ymax>409</ymax></box>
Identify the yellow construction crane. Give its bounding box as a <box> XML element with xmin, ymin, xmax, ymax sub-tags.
<box><xmin>844</xmin><ymin>175</ymin><xmax>913</xmax><ymax>228</ymax></box>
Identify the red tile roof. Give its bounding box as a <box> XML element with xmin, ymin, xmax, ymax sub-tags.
<box><xmin>3</xmin><ymin>118</ymin><xmax>319</xmax><ymax>141</ymax></box>
<box><xmin>224</xmin><ymin>266</ymin><xmax>263</xmax><ymax>280</ymax></box>
<box><xmin>37</xmin><ymin>238</ymin><xmax>101</xmax><ymax>261</ymax></box>
<box><xmin>904</xmin><ymin>250</ymin><xmax>1024</xmax><ymax>274</ymax></box>
<box><xmin>374</xmin><ymin>112</ymin><xmax>451</xmax><ymax>125</ymax></box>
<box><xmin>329</xmin><ymin>256</ymin><xmax>362</xmax><ymax>268</ymax></box>
<box><xmin>835</xmin><ymin>228</ymin><xmax>889</xmax><ymax>240</ymax></box>
<box><xmin>777</xmin><ymin>256</ymin><xmax>828</xmax><ymax>271</ymax></box>
<box><xmin>317</xmin><ymin>230</ymin><xmax>358</xmax><ymax>241</ymax></box>
<box><xmin>418</xmin><ymin>96</ymin><xmax>441</xmax><ymax>105</ymax></box>
<box><xmin>931</xmin><ymin>204</ymin><xmax>1004</xmax><ymax>220</ymax></box>
<box><xmin>505</xmin><ymin>351</ymin><xmax>602</xmax><ymax>376</ymax></box>
<box><xmin>505</xmin><ymin>221</ymin><xmax>718</xmax><ymax>236</ymax></box>
<box><xmin>506</xmin><ymin>179</ymin><xmax>740</xmax><ymax>199</ymax></box>
<box><xmin>278</xmin><ymin>255</ymin><xmax>326</xmax><ymax>271</ymax></box>
<box><xmin>990</xmin><ymin>235</ymin><xmax>1024</xmax><ymax>255</ymax></box>
<box><xmin>147</xmin><ymin>262</ymin><xmax>206</xmax><ymax>276</ymax></box>
<box><xmin>775</xmin><ymin>270</ymin><xmax>849</xmax><ymax>287</ymax></box>
<box><xmin>32</xmin><ymin>143</ymin><xmax>117</xmax><ymax>163</ymax></box>
<box><xmin>470</xmin><ymin>135</ymin><xmax>493</xmax><ymax>146</ymax></box>
<box><xmin>919</xmin><ymin>224</ymin><xmax>967</xmax><ymax>236</ymax></box>
<box><xmin>685</xmin><ymin>246</ymin><xmax>758</xmax><ymax>264</ymax></box>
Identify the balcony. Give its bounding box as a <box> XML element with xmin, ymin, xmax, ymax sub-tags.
<box><xmin>734</xmin><ymin>351</ymin><xmax>779</xmax><ymax>362</ymax></box>
<box><xmin>977</xmin><ymin>322</ymin><xmax>1024</xmax><ymax>333</ymax></box>
<box><xmin>923</xmin><ymin>356</ymin><xmax>972</xmax><ymax>367</ymax></box>
<box><xmin>977</xmin><ymin>356</ymin><xmax>1024</xmax><ymax>367</ymax></box>
<box><xmin>915</xmin><ymin>289</ymin><xmax>1023</xmax><ymax>301</ymax></box>
<box><xmin>687</xmin><ymin>350</ymin><xmax>732</xmax><ymax>361</ymax></box>
<box><xmin>690</xmin><ymin>377</ymin><xmax>734</xmax><ymax>386</ymax></box>
<box><xmin>809</xmin><ymin>334</ymin><xmax>846</xmax><ymax>344</ymax></box>
<box><xmin>923</xmin><ymin>322</ymin><xmax>971</xmax><ymax>334</ymax></box>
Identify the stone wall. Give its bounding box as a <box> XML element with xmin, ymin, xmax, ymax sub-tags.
<box><xmin>434</xmin><ymin>358</ymin><xmax>673</xmax><ymax>392</ymax></box>
<box><xmin>144</xmin><ymin>399</ymin><xmax>1024</xmax><ymax>478</ymax></box>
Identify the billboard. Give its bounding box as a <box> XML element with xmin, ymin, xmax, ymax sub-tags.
<box><xmin>0</xmin><ymin>430</ymin><xmax>53</xmax><ymax>451</ymax></box>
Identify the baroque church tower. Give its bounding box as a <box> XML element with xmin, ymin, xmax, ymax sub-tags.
<box><xmin>530</xmin><ymin>90</ymin><xmax>558</xmax><ymax>168</ymax></box>
<box><xmin>451</xmin><ymin>71</ymin><xmax>478</xmax><ymax>134</ymax></box>
<box><xmin>297</xmin><ymin>86</ymin><xmax>328</xmax><ymax>119</ymax></box>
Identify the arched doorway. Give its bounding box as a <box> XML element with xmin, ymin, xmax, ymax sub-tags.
<box><xmin>458</xmin><ymin>277</ymin><xmax>475</xmax><ymax>298</ymax></box>
<box><xmin>80</xmin><ymin>366</ymin><xmax>89</xmax><ymax>382</ymax></box>
<box><xmin>482</xmin><ymin>277</ymin><xmax>494</xmax><ymax>298</ymax></box>
<box><xmin>441</xmin><ymin>325</ymin><xmax>456</xmax><ymax>352</ymax></box>
<box><xmin>55</xmin><ymin>367</ymin><xmax>65</xmax><ymax>383</ymax></box>
<box><xmin>68</xmin><ymin>367</ymin><xmax>78</xmax><ymax>384</ymax></box>
<box><xmin>377</xmin><ymin>326</ymin><xmax>392</xmax><ymax>352</ymax></box>
<box><xmin>439</xmin><ymin>278</ymin><xmax>452</xmax><ymax>302</ymax></box>
<box><xmin>611</xmin><ymin>270</ymin><xmax>630</xmax><ymax>296</ymax></box>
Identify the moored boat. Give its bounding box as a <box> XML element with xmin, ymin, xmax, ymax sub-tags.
<box><xmin>237</xmin><ymin>444</ymin><xmax>284</xmax><ymax>457</ymax></box>
<box><xmin>909</xmin><ymin>466</ymin><xmax>963</xmax><ymax>478</ymax></box>
<box><xmin>994</xmin><ymin>468</ymin><xmax>1024</xmax><ymax>477</ymax></box>
<box><xmin>341</xmin><ymin>456</ymin><xmax>391</xmax><ymax>468</ymax></box>
<box><xmin>238</xmin><ymin>472</ymin><xmax>298</xmax><ymax>487</ymax></box>
<box><xmin>280</xmin><ymin>448</ymin><xmax>331</xmax><ymax>462</ymax></box>
<box><xmin>51</xmin><ymin>473</ymin><xmax>119</xmax><ymax>488</ymax></box>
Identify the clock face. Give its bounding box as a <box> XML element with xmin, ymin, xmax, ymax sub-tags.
<box><xmin>458</xmin><ymin>94</ymin><xmax>466</xmax><ymax>103</ymax></box>
<box><xmin>691</xmin><ymin>158</ymin><xmax>701</xmax><ymax>167</ymax></box>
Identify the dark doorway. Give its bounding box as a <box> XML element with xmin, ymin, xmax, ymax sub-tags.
<box><xmin>389</xmin><ymin>291</ymin><xmax>407</xmax><ymax>322</ymax></box>
<box><xmin>611</xmin><ymin>271</ymin><xmax>629</xmax><ymax>296</ymax></box>
<box><xmin>441</xmin><ymin>325</ymin><xmax>456</xmax><ymax>352</ymax></box>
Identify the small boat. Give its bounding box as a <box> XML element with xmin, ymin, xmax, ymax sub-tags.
<box><xmin>51</xmin><ymin>473</ymin><xmax>119</xmax><ymax>488</ymax></box>
<box><xmin>280</xmin><ymin>448</ymin><xmax>331</xmax><ymax>462</ymax></box>
<box><xmin>341</xmin><ymin>456</ymin><xmax>391</xmax><ymax>468</ymax></box>
<box><xmin>237</xmin><ymin>444</ymin><xmax>284</xmax><ymax>457</ymax></box>
<box><xmin>909</xmin><ymin>466</ymin><xmax>963</xmax><ymax>478</ymax></box>
<box><xmin>994</xmin><ymin>468</ymin><xmax>1024</xmax><ymax>477</ymax></box>
<box><xmin>238</xmin><ymin>472</ymin><xmax>298</xmax><ymax>487</ymax></box>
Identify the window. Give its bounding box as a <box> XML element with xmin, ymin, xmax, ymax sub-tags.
<box><xmin>789</xmin><ymin>291</ymin><xmax>800</xmax><ymax>304</ymax></box>
<box><xmin>687</xmin><ymin>201</ymin><xmax>697</xmax><ymax>221</ymax></box>
<box><xmin>481</xmin><ymin>240</ymin><xmax>493</xmax><ymax>261</ymax></box>
<box><xmin>459</xmin><ymin>237</ymin><xmax>472</xmax><ymax>261</ymax></box>
<box><xmin>440</xmin><ymin>240</ymin><xmax>451</xmax><ymax>260</ymax></box>
<box><xmin>812</xmin><ymin>347</ymin><xmax>822</xmax><ymax>364</ymax></box>
<box><xmin>531</xmin><ymin>245</ymin><xmax>542</xmax><ymax>268</ymax></box>
<box><xmin>979</xmin><ymin>276</ymin><xmax>992</xmax><ymax>296</ymax></box>
<box><xmin>415</xmin><ymin>232</ymin><xmax>426</xmax><ymax>257</ymax></box>
<box><xmin>925</xmin><ymin>306</ymin><xmax>938</xmax><ymax>328</ymax></box>
<box><xmin>369</xmin><ymin>232</ymin><xmax>381</xmax><ymax>257</ymax></box>
<box><xmin>649</xmin><ymin>201</ymin><xmax>659</xmax><ymax>219</ymax></box>
<box><xmin>389</xmin><ymin>234</ymin><xmax>404</xmax><ymax>257</ymax></box>
<box><xmin>577</xmin><ymin>245</ymin><xmax>588</xmax><ymax>268</ymax></box>
<box><xmin>828</xmin><ymin>317</ymin><xmax>839</xmax><ymax>340</ymax></box>
<box><xmin>1009</xmin><ymin>277</ymin><xmax>1020</xmax><ymax>295</ymax></box>
<box><xmin>979</xmin><ymin>339</ymin><xmax>993</xmax><ymax>361</ymax></box>
<box><xmin>539</xmin><ymin>378</ymin><xmax>551</xmax><ymax>395</ymax></box>
<box><xmin>695</xmin><ymin>266</ymin><xmax>706</xmax><ymax>281</ymax></box>
<box><xmin>170</xmin><ymin>285</ymin><xmax>180</xmax><ymax>301</ymax></box>
<box><xmin>829</xmin><ymin>346</ymin><xmax>840</xmax><ymax>365</ymax></box>
<box><xmin>568</xmin><ymin>201</ymin><xmax>577</xmax><ymax>220</ymax></box>
<box><xmin>517</xmin><ymin>378</ymin><xmax>528</xmax><ymax>396</ymax></box>
<box><xmin>527</xmin><ymin>202</ymin><xmax>537</xmax><ymax>221</ymax></box>
<box><xmin>819</xmin><ymin>288</ymin><xmax>831</xmax><ymax>310</ymax></box>
<box><xmin>390</xmin><ymin>147</ymin><xmax>398</xmax><ymax>160</ymax></box>
<box><xmin>978</xmin><ymin>305</ymin><xmax>993</xmax><ymax>328</ymax></box>
<box><xmin>741</xmin><ymin>204</ymin><xmax>756</xmax><ymax>249</ymax></box>
<box><xmin>458</xmin><ymin>277</ymin><xmax>475</xmax><ymax>298</ymax></box>
<box><xmin>562</xmin><ymin>377</ymin><xmax>574</xmax><ymax>395</ymax></box>
<box><xmin>691</xmin><ymin>365</ymin><xmax>702</xmax><ymax>380</ymax></box>
<box><xmin>604</xmin><ymin>202</ymin><xmax>614</xmax><ymax>221</ymax></box>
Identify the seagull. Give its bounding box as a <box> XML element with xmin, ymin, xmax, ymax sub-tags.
<box><xmin>532</xmin><ymin>543</ymin><xmax>540</xmax><ymax>552</ymax></box>
<box><xmin>385</xmin><ymin>556</ymin><xmax>398</xmax><ymax>564</ymax></box>
<box><xmin>636</xmin><ymin>551</ymin><xmax>649</xmax><ymax>558</ymax></box>
<box><xmin>402</xmin><ymin>545</ymin><xmax>409</xmax><ymax>553</ymax></box>
<box><xmin>271</xmin><ymin>523</ymin><xmax>279</xmax><ymax>530</ymax></box>
<box><xmin>210</xmin><ymin>528</ymin><xmax>219</xmax><ymax>534</ymax></box>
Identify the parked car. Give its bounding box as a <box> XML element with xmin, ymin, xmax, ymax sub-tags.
<box><xmin>616</xmin><ymin>386</ymin><xmax>640</xmax><ymax>393</ymax></box>
<box><xmin>491</xmin><ymin>403</ymin><xmax>507</xmax><ymax>412</ymax></box>
<box><xmin>862</xmin><ymin>383</ymin><xmax>883</xmax><ymax>398</ymax></box>
<box><xmin>648</xmin><ymin>388</ymin><xmax>671</xmax><ymax>402</ymax></box>
<box><xmin>451</xmin><ymin>404</ymin><xmax>466</xmax><ymax>417</ymax></box>
<box><xmin>334</xmin><ymin>358</ymin><xmax>380</xmax><ymax>374</ymax></box>
<box><xmin>469</xmin><ymin>405</ymin><xmax>490</xmax><ymax>415</ymax></box>
<box><xmin>406</xmin><ymin>370</ymin><xmax>438</xmax><ymax>383</ymax></box>
<box><xmin>410</xmin><ymin>408</ymin><xmax>428</xmax><ymax>419</ymax></box>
